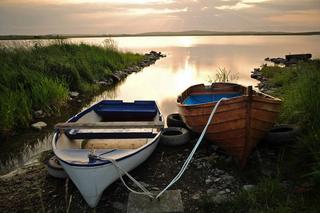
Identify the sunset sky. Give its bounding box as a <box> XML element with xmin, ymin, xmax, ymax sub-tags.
<box><xmin>0</xmin><ymin>0</ymin><xmax>319</xmax><ymax>35</ymax></box>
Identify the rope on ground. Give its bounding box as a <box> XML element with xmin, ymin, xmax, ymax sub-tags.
<box><xmin>97</xmin><ymin>97</ymin><xmax>228</xmax><ymax>199</ymax></box>
<box><xmin>155</xmin><ymin>97</ymin><xmax>228</xmax><ymax>198</ymax></box>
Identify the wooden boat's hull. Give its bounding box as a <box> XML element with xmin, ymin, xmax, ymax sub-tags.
<box><xmin>177</xmin><ymin>83</ymin><xmax>281</xmax><ymax>167</ymax></box>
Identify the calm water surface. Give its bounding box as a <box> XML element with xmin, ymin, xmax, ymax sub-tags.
<box><xmin>1</xmin><ymin>35</ymin><xmax>320</xmax><ymax>174</ymax></box>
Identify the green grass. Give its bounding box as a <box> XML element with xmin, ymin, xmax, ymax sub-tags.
<box><xmin>207</xmin><ymin>67</ymin><xmax>239</xmax><ymax>83</ymax></box>
<box><xmin>200</xmin><ymin>60</ymin><xmax>320</xmax><ymax>212</ymax></box>
<box><xmin>201</xmin><ymin>178</ymin><xmax>292</xmax><ymax>213</ymax></box>
<box><xmin>201</xmin><ymin>177</ymin><xmax>320</xmax><ymax>213</ymax></box>
<box><xmin>262</xmin><ymin>61</ymin><xmax>320</xmax><ymax>186</ymax></box>
<box><xmin>0</xmin><ymin>39</ymin><xmax>144</xmax><ymax>134</ymax></box>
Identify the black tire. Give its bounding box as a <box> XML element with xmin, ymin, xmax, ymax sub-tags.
<box><xmin>160</xmin><ymin>127</ymin><xmax>190</xmax><ymax>146</ymax></box>
<box><xmin>47</xmin><ymin>156</ymin><xmax>68</xmax><ymax>179</ymax></box>
<box><xmin>166</xmin><ymin>113</ymin><xmax>187</xmax><ymax>128</ymax></box>
<box><xmin>263</xmin><ymin>124</ymin><xmax>300</xmax><ymax>145</ymax></box>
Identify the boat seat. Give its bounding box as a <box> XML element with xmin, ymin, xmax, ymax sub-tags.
<box><xmin>80</xmin><ymin>138</ymin><xmax>149</xmax><ymax>149</ymax></box>
<box><xmin>65</xmin><ymin>131</ymin><xmax>158</xmax><ymax>140</ymax></box>
<box><xmin>56</xmin><ymin>133</ymin><xmax>151</xmax><ymax>150</ymax></box>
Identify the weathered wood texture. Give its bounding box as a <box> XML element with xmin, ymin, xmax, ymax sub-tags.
<box><xmin>177</xmin><ymin>83</ymin><xmax>281</xmax><ymax>167</ymax></box>
<box><xmin>82</xmin><ymin>139</ymin><xmax>148</xmax><ymax>149</ymax></box>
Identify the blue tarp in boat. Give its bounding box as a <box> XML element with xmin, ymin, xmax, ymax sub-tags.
<box><xmin>94</xmin><ymin>100</ymin><xmax>157</xmax><ymax>121</ymax></box>
<box><xmin>183</xmin><ymin>93</ymin><xmax>241</xmax><ymax>105</ymax></box>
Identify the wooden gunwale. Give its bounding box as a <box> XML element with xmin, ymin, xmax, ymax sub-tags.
<box><xmin>178</xmin><ymin>95</ymin><xmax>246</xmax><ymax>108</ymax></box>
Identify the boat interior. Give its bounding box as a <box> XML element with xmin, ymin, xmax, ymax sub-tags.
<box><xmin>178</xmin><ymin>83</ymin><xmax>279</xmax><ymax>105</ymax></box>
<box><xmin>54</xmin><ymin>100</ymin><xmax>163</xmax><ymax>152</ymax></box>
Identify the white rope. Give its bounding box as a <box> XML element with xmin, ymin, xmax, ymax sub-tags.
<box><xmin>155</xmin><ymin>97</ymin><xmax>228</xmax><ymax>198</ymax></box>
<box><xmin>97</xmin><ymin>97</ymin><xmax>228</xmax><ymax>199</ymax></box>
<box><xmin>100</xmin><ymin>157</ymin><xmax>155</xmax><ymax>198</ymax></box>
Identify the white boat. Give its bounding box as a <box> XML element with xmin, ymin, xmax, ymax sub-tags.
<box><xmin>52</xmin><ymin>100</ymin><xmax>164</xmax><ymax>207</ymax></box>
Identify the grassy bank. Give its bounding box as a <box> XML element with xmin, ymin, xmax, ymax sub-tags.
<box><xmin>0</xmin><ymin>40</ymin><xmax>144</xmax><ymax>135</ymax></box>
<box><xmin>261</xmin><ymin>60</ymin><xmax>320</xmax><ymax>185</ymax></box>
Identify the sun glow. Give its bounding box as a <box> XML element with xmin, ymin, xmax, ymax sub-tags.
<box><xmin>175</xmin><ymin>56</ymin><xmax>197</xmax><ymax>91</ymax></box>
<box><xmin>178</xmin><ymin>37</ymin><xmax>193</xmax><ymax>47</ymax></box>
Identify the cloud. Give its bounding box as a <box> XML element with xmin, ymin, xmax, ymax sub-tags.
<box><xmin>0</xmin><ymin>0</ymin><xmax>319</xmax><ymax>34</ymax></box>
<box><xmin>215</xmin><ymin>2</ymin><xmax>253</xmax><ymax>10</ymax></box>
<box><xmin>266</xmin><ymin>9</ymin><xmax>320</xmax><ymax>25</ymax></box>
<box><xmin>242</xmin><ymin>0</ymin><xmax>268</xmax><ymax>3</ymax></box>
<box><xmin>215</xmin><ymin>0</ymin><xmax>269</xmax><ymax>10</ymax></box>
<box><xmin>1</xmin><ymin>0</ymin><xmax>176</xmax><ymax>5</ymax></box>
<box><xmin>201</xmin><ymin>6</ymin><xmax>209</xmax><ymax>11</ymax></box>
<box><xmin>65</xmin><ymin>0</ymin><xmax>176</xmax><ymax>4</ymax></box>
<box><xmin>127</xmin><ymin>7</ymin><xmax>188</xmax><ymax>15</ymax></box>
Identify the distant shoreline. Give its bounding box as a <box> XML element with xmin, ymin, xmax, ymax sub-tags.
<box><xmin>1</xmin><ymin>31</ymin><xmax>320</xmax><ymax>40</ymax></box>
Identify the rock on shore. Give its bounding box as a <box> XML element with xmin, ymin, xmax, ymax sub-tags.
<box><xmin>98</xmin><ymin>50</ymin><xmax>166</xmax><ymax>85</ymax></box>
<box><xmin>31</xmin><ymin>121</ymin><xmax>47</xmax><ymax>131</ymax></box>
<box><xmin>250</xmin><ymin>67</ymin><xmax>271</xmax><ymax>93</ymax></box>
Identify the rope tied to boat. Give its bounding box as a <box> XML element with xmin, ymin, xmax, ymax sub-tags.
<box><xmin>88</xmin><ymin>154</ymin><xmax>155</xmax><ymax>199</ymax></box>
<box><xmin>96</xmin><ymin>98</ymin><xmax>229</xmax><ymax>199</ymax></box>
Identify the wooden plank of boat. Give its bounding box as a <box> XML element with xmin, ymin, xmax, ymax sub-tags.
<box><xmin>177</xmin><ymin>83</ymin><xmax>281</xmax><ymax>168</ymax></box>
<box><xmin>55</xmin><ymin>121</ymin><xmax>164</xmax><ymax>130</ymax></box>
<box><xmin>81</xmin><ymin>138</ymin><xmax>148</xmax><ymax>149</ymax></box>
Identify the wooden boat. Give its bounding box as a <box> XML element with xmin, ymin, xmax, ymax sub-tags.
<box><xmin>52</xmin><ymin>100</ymin><xmax>164</xmax><ymax>207</ymax></box>
<box><xmin>177</xmin><ymin>83</ymin><xmax>281</xmax><ymax>167</ymax></box>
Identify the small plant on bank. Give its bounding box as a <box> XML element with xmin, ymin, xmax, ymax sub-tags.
<box><xmin>207</xmin><ymin>67</ymin><xmax>239</xmax><ymax>83</ymax></box>
<box><xmin>102</xmin><ymin>38</ymin><xmax>118</xmax><ymax>51</ymax></box>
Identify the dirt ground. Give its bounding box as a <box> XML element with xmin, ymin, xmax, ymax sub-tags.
<box><xmin>0</xmin><ymin>136</ymin><xmax>280</xmax><ymax>213</ymax></box>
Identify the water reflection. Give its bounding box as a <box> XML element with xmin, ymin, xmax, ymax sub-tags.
<box><xmin>1</xmin><ymin>35</ymin><xmax>320</xmax><ymax>174</ymax></box>
<box><xmin>0</xmin><ymin>134</ymin><xmax>53</xmax><ymax>175</ymax></box>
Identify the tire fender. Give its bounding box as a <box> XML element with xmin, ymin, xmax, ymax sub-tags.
<box><xmin>160</xmin><ymin>127</ymin><xmax>190</xmax><ymax>146</ymax></box>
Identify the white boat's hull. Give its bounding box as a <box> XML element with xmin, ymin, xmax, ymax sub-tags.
<box><xmin>59</xmin><ymin>137</ymin><xmax>159</xmax><ymax>208</ymax></box>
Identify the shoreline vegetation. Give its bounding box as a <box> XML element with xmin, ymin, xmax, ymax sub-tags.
<box><xmin>0</xmin><ymin>31</ymin><xmax>320</xmax><ymax>40</ymax></box>
<box><xmin>0</xmin><ymin>39</ymin><xmax>165</xmax><ymax>136</ymax></box>
<box><xmin>212</xmin><ymin>59</ymin><xmax>320</xmax><ymax>212</ymax></box>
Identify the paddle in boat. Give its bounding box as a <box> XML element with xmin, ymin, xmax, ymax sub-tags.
<box><xmin>52</xmin><ymin>100</ymin><xmax>164</xmax><ymax>207</ymax></box>
<box><xmin>177</xmin><ymin>83</ymin><xmax>281</xmax><ymax>167</ymax></box>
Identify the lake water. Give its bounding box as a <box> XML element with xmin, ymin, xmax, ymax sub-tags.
<box><xmin>1</xmin><ymin>35</ymin><xmax>320</xmax><ymax>174</ymax></box>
